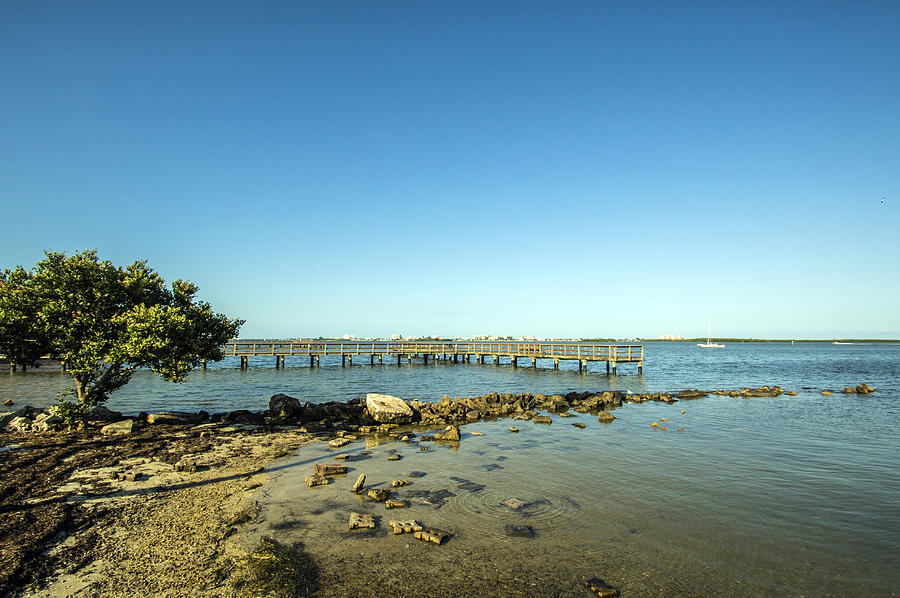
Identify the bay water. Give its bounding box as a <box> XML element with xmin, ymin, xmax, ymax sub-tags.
<box><xmin>2</xmin><ymin>342</ymin><xmax>899</xmax><ymax>595</ymax></box>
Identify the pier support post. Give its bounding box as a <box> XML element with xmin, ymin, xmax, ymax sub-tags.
<box><xmin>407</xmin><ymin>355</ymin><xmax>412</xmax><ymax>364</ymax></box>
<box><xmin>479</xmin><ymin>354</ymin><xmax>484</xmax><ymax>364</ymax></box>
<box><xmin>424</xmin><ymin>354</ymin><xmax>428</xmax><ymax>365</ymax></box>
<box><xmin>201</xmin><ymin>360</ymin><xmax>207</xmax><ymax>370</ymax></box>
<box><xmin>397</xmin><ymin>355</ymin><xmax>401</xmax><ymax>366</ymax></box>
<box><xmin>348</xmin><ymin>355</ymin><xmax>352</xmax><ymax>367</ymax></box>
<box><xmin>240</xmin><ymin>356</ymin><xmax>248</xmax><ymax>370</ymax></box>
<box><xmin>342</xmin><ymin>355</ymin><xmax>346</xmax><ymax>367</ymax></box>
<box><xmin>315</xmin><ymin>355</ymin><xmax>320</xmax><ymax>367</ymax></box>
<box><xmin>454</xmin><ymin>354</ymin><xmax>458</xmax><ymax>363</ymax></box>
<box><xmin>638</xmin><ymin>361</ymin><xmax>642</xmax><ymax>374</ymax></box>
<box><xmin>9</xmin><ymin>363</ymin><xmax>15</xmax><ymax>373</ymax></box>
<box><xmin>532</xmin><ymin>357</ymin><xmax>536</xmax><ymax>368</ymax></box>
<box><xmin>578</xmin><ymin>360</ymin><xmax>582</xmax><ymax>372</ymax></box>
<box><xmin>310</xmin><ymin>356</ymin><xmax>315</xmax><ymax>368</ymax></box>
<box><xmin>512</xmin><ymin>356</ymin><xmax>518</xmax><ymax>368</ymax></box>
<box><xmin>606</xmin><ymin>361</ymin><xmax>610</xmax><ymax>374</ymax></box>
<box><xmin>611</xmin><ymin>361</ymin><xmax>616</xmax><ymax>374</ymax></box>
<box><xmin>554</xmin><ymin>358</ymin><xmax>559</xmax><ymax>370</ymax></box>
<box><xmin>379</xmin><ymin>354</ymin><xmax>383</xmax><ymax>365</ymax></box>
<box><xmin>494</xmin><ymin>355</ymin><xmax>499</xmax><ymax>365</ymax></box>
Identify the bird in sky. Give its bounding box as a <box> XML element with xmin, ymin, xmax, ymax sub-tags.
<box><xmin>882</xmin><ymin>197</ymin><xmax>886</xmax><ymax>205</ymax></box>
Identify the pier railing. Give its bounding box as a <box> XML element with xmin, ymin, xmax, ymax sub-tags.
<box><xmin>222</xmin><ymin>340</ymin><xmax>643</xmax><ymax>363</ymax></box>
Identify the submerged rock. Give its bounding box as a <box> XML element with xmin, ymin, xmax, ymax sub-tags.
<box><xmin>351</xmin><ymin>474</ymin><xmax>366</xmax><ymax>493</ymax></box>
<box><xmin>597</xmin><ymin>411</ymin><xmax>615</xmax><ymax>423</ymax></box>
<box><xmin>504</xmin><ymin>524</ymin><xmax>534</xmax><ymax>538</ymax></box>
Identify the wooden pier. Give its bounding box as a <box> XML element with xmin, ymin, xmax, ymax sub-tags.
<box><xmin>218</xmin><ymin>340</ymin><xmax>643</xmax><ymax>374</ymax></box>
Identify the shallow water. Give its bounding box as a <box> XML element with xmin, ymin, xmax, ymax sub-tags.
<box><xmin>251</xmin><ymin>388</ymin><xmax>900</xmax><ymax>596</ymax></box>
<box><xmin>4</xmin><ymin>342</ymin><xmax>900</xmax><ymax>595</ymax></box>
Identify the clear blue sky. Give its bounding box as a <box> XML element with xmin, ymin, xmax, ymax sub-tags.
<box><xmin>1</xmin><ymin>1</ymin><xmax>897</xmax><ymax>339</ymax></box>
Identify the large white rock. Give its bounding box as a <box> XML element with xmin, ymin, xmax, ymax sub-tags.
<box><xmin>366</xmin><ymin>393</ymin><xmax>415</xmax><ymax>424</ymax></box>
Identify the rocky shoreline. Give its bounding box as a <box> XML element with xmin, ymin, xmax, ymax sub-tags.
<box><xmin>0</xmin><ymin>382</ymin><xmax>875</xmax><ymax>597</ymax></box>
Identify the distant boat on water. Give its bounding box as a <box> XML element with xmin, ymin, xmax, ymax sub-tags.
<box><xmin>833</xmin><ymin>341</ymin><xmax>854</xmax><ymax>345</ymax></box>
<box><xmin>697</xmin><ymin>323</ymin><xmax>725</xmax><ymax>348</ymax></box>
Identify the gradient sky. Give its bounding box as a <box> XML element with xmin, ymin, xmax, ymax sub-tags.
<box><xmin>1</xmin><ymin>1</ymin><xmax>897</xmax><ymax>339</ymax></box>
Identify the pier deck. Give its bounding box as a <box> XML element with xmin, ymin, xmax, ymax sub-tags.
<box><xmin>220</xmin><ymin>340</ymin><xmax>643</xmax><ymax>373</ymax></box>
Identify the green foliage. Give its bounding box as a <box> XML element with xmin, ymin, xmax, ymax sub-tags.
<box><xmin>0</xmin><ymin>249</ymin><xmax>243</xmax><ymax>425</ymax></box>
<box><xmin>0</xmin><ymin>266</ymin><xmax>48</xmax><ymax>368</ymax></box>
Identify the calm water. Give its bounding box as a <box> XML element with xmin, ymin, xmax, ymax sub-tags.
<box><xmin>4</xmin><ymin>342</ymin><xmax>900</xmax><ymax>595</ymax></box>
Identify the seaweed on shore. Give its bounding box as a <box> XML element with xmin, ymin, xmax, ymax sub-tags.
<box><xmin>233</xmin><ymin>536</ymin><xmax>319</xmax><ymax>598</ymax></box>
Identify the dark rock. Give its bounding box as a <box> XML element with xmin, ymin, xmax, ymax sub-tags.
<box><xmin>225</xmin><ymin>410</ymin><xmax>266</xmax><ymax>425</ymax></box>
<box><xmin>269</xmin><ymin>393</ymin><xmax>303</xmax><ymax>420</ymax></box>
<box><xmin>408</xmin><ymin>471</ymin><xmax>427</xmax><ymax>478</ymax></box>
<box><xmin>532</xmin><ymin>415</ymin><xmax>552</xmax><ymax>424</ymax></box>
<box><xmin>87</xmin><ymin>405</ymin><xmax>124</xmax><ymax>422</ymax></box>
<box><xmin>351</xmin><ymin>474</ymin><xmax>366</xmax><ymax>493</ymax></box>
<box><xmin>856</xmin><ymin>383</ymin><xmax>874</xmax><ymax>394</ymax></box>
<box><xmin>677</xmin><ymin>389</ymin><xmax>708</xmax><ymax>399</ymax></box>
<box><xmin>146</xmin><ymin>411</ymin><xmax>204</xmax><ymax>425</ymax></box>
<box><xmin>572</xmin><ymin>422</ymin><xmax>586</xmax><ymax>429</ymax></box>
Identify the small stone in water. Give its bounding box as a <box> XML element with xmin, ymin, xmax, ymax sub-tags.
<box><xmin>508</xmin><ymin>426</ymin><xmax>520</xmax><ymax>433</ymax></box>
<box><xmin>351</xmin><ymin>474</ymin><xmax>366</xmax><ymax>493</ymax></box>
<box><xmin>329</xmin><ymin>437</ymin><xmax>351</xmax><ymax>449</ymax></box>
<box><xmin>533</xmin><ymin>415</ymin><xmax>552</xmax><ymax>424</ymax></box>
<box><xmin>414</xmin><ymin>528</ymin><xmax>450</xmax><ymax>545</ymax></box>
<box><xmin>572</xmin><ymin>422</ymin><xmax>586</xmax><ymax>429</ymax></box>
<box><xmin>470</xmin><ymin>431</ymin><xmax>484</xmax><ymax>436</ymax></box>
<box><xmin>367</xmin><ymin>488</ymin><xmax>391</xmax><ymax>502</ymax></box>
<box><xmin>650</xmin><ymin>422</ymin><xmax>659</xmax><ymax>428</ymax></box>
<box><xmin>392</xmin><ymin>479</ymin><xmax>410</xmax><ymax>487</ymax></box>
<box><xmin>389</xmin><ymin>519</ymin><xmax>423</xmax><ymax>535</ymax></box>
<box><xmin>305</xmin><ymin>474</ymin><xmax>329</xmax><ymax>487</ymax></box>
<box><xmin>313</xmin><ymin>463</ymin><xmax>348</xmax><ymax>476</ymax></box>
<box><xmin>333</xmin><ymin>453</ymin><xmax>351</xmax><ymax>460</ymax></box>
<box><xmin>385</xmin><ymin>499</ymin><xmax>407</xmax><ymax>509</ymax></box>
<box><xmin>583</xmin><ymin>576</ymin><xmax>618</xmax><ymax>597</ymax></box>
<box><xmin>388</xmin><ymin>454</ymin><xmax>402</xmax><ymax>461</ymax></box>
<box><xmin>348</xmin><ymin>512</ymin><xmax>375</xmax><ymax>530</ymax></box>
<box><xmin>500</xmin><ymin>497</ymin><xmax>527</xmax><ymax>510</ymax></box>
<box><xmin>408</xmin><ymin>471</ymin><xmax>427</xmax><ymax>478</ymax></box>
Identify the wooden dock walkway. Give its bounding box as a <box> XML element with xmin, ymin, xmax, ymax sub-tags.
<box><xmin>219</xmin><ymin>340</ymin><xmax>643</xmax><ymax>373</ymax></box>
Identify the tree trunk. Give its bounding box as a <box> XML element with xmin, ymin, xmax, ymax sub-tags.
<box><xmin>74</xmin><ymin>377</ymin><xmax>88</xmax><ymax>432</ymax></box>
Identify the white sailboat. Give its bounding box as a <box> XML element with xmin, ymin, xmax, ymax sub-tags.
<box><xmin>697</xmin><ymin>323</ymin><xmax>725</xmax><ymax>348</ymax></box>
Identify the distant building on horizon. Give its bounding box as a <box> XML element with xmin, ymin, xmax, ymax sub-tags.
<box><xmin>658</xmin><ymin>334</ymin><xmax>684</xmax><ymax>341</ymax></box>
